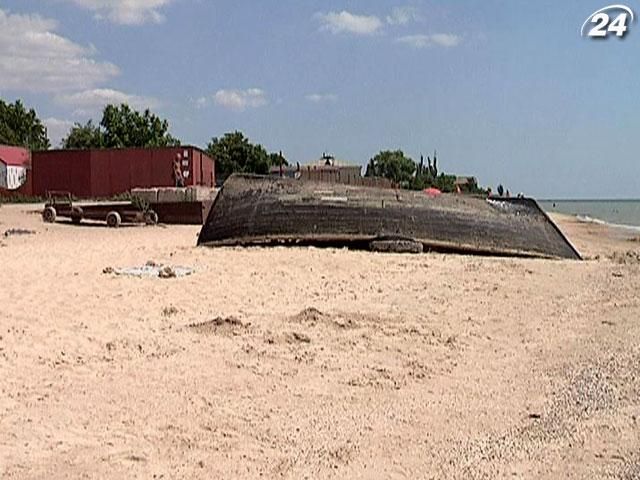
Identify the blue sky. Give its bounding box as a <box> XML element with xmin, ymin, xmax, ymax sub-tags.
<box><xmin>0</xmin><ymin>0</ymin><xmax>638</xmax><ymax>198</ymax></box>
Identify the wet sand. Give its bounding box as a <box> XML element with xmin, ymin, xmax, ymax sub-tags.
<box><xmin>0</xmin><ymin>204</ymin><xmax>639</xmax><ymax>479</ymax></box>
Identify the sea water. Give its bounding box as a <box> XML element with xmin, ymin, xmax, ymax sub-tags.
<box><xmin>539</xmin><ymin>200</ymin><xmax>640</xmax><ymax>231</ymax></box>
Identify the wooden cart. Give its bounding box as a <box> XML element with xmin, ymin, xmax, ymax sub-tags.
<box><xmin>42</xmin><ymin>191</ymin><xmax>158</xmax><ymax>228</ymax></box>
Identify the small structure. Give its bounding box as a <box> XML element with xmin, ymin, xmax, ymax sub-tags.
<box><xmin>0</xmin><ymin>146</ymin><xmax>30</xmax><ymax>190</ymax></box>
<box><xmin>454</xmin><ymin>176</ymin><xmax>478</xmax><ymax>193</ymax></box>
<box><xmin>31</xmin><ymin>146</ymin><xmax>214</xmax><ymax>198</ymax></box>
<box><xmin>269</xmin><ymin>153</ymin><xmax>395</xmax><ymax>188</ymax></box>
<box><xmin>301</xmin><ymin>153</ymin><xmax>363</xmax><ymax>183</ymax></box>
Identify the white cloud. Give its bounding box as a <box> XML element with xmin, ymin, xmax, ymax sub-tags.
<box><xmin>305</xmin><ymin>93</ymin><xmax>338</xmax><ymax>103</ymax></box>
<box><xmin>213</xmin><ymin>88</ymin><xmax>268</xmax><ymax>112</ymax></box>
<box><xmin>386</xmin><ymin>6</ymin><xmax>420</xmax><ymax>25</ymax></box>
<box><xmin>194</xmin><ymin>96</ymin><xmax>209</xmax><ymax>109</ymax></box>
<box><xmin>316</xmin><ymin>11</ymin><xmax>382</xmax><ymax>35</ymax></box>
<box><xmin>396</xmin><ymin>33</ymin><xmax>462</xmax><ymax>48</ymax></box>
<box><xmin>55</xmin><ymin>88</ymin><xmax>160</xmax><ymax>116</ymax></box>
<box><xmin>0</xmin><ymin>9</ymin><xmax>119</xmax><ymax>93</ymax></box>
<box><xmin>62</xmin><ymin>0</ymin><xmax>173</xmax><ymax>25</ymax></box>
<box><xmin>430</xmin><ymin>33</ymin><xmax>462</xmax><ymax>47</ymax></box>
<box><xmin>43</xmin><ymin>118</ymin><xmax>75</xmax><ymax>147</ymax></box>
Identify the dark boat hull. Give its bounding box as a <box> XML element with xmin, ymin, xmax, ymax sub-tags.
<box><xmin>197</xmin><ymin>175</ymin><xmax>581</xmax><ymax>260</ymax></box>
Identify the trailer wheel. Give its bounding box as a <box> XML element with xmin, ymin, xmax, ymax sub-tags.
<box><xmin>42</xmin><ymin>206</ymin><xmax>57</xmax><ymax>223</ymax></box>
<box><xmin>71</xmin><ymin>206</ymin><xmax>83</xmax><ymax>224</ymax></box>
<box><xmin>106</xmin><ymin>211</ymin><xmax>122</xmax><ymax>228</ymax></box>
<box><xmin>144</xmin><ymin>210</ymin><xmax>159</xmax><ymax>225</ymax></box>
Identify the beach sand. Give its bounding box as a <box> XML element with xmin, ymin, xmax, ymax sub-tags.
<box><xmin>1</xmin><ymin>204</ymin><xmax>639</xmax><ymax>479</ymax></box>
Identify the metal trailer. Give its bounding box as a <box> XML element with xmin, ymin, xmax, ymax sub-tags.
<box><xmin>42</xmin><ymin>191</ymin><xmax>158</xmax><ymax>228</ymax></box>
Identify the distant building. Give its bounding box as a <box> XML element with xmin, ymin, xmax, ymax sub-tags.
<box><xmin>269</xmin><ymin>153</ymin><xmax>396</xmax><ymax>188</ymax></box>
<box><xmin>454</xmin><ymin>176</ymin><xmax>478</xmax><ymax>192</ymax></box>
<box><xmin>0</xmin><ymin>146</ymin><xmax>30</xmax><ymax>190</ymax></box>
<box><xmin>270</xmin><ymin>153</ymin><xmax>363</xmax><ymax>183</ymax></box>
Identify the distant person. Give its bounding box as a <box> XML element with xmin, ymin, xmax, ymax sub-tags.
<box><xmin>174</xmin><ymin>154</ymin><xmax>185</xmax><ymax>187</ymax></box>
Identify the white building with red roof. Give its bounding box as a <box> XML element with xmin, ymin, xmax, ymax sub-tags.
<box><xmin>0</xmin><ymin>146</ymin><xmax>30</xmax><ymax>190</ymax></box>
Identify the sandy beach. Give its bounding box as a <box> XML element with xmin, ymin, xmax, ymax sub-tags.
<box><xmin>1</xmin><ymin>204</ymin><xmax>639</xmax><ymax>479</ymax></box>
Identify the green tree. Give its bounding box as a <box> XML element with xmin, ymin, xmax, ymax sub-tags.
<box><xmin>433</xmin><ymin>174</ymin><xmax>457</xmax><ymax>193</ymax></box>
<box><xmin>100</xmin><ymin>104</ymin><xmax>179</xmax><ymax>148</ymax></box>
<box><xmin>365</xmin><ymin>150</ymin><xmax>415</xmax><ymax>186</ymax></box>
<box><xmin>205</xmin><ymin>131</ymin><xmax>286</xmax><ymax>180</ymax></box>
<box><xmin>268</xmin><ymin>151</ymin><xmax>287</xmax><ymax>168</ymax></box>
<box><xmin>60</xmin><ymin>104</ymin><xmax>180</xmax><ymax>150</ymax></box>
<box><xmin>62</xmin><ymin>120</ymin><xmax>104</xmax><ymax>149</ymax></box>
<box><xmin>0</xmin><ymin>99</ymin><xmax>50</xmax><ymax>150</ymax></box>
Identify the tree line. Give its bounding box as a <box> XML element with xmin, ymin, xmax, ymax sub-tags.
<box><xmin>364</xmin><ymin>149</ymin><xmax>482</xmax><ymax>192</ymax></box>
<box><xmin>0</xmin><ymin>98</ymin><xmax>484</xmax><ymax>192</ymax></box>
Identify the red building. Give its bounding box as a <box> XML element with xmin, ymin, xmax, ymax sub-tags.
<box><xmin>0</xmin><ymin>145</ymin><xmax>30</xmax><ymax>190</ymax></box>
<box><xmin>32</xmin><ymin>146</ymin><xmax>214</xmax><ymax>198</ymax></box>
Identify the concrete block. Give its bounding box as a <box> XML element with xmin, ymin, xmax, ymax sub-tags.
<box><xmin>187</xmin><ymin>186</ymin><xmax>215</xmax><ymax>202</ymax></box>
<box><xmin>157</xmin><ymin>188</ymin><xmax>187</xmax><ymax>203</ymax></box>
<box><xmin>131</xmin><ymin>188</ymin><xmax>158</xmax><ymax>204</ymax></box>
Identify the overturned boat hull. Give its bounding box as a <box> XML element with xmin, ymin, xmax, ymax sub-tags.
<box><xmin>197</xmin><ymin>175</ymin><xmax>581</xmax><ymax>260</ymax></box>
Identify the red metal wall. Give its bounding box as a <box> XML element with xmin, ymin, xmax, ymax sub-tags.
<box><xmin>32</xmin><ymin>147</ymin><xmax>215</xmax><ymax>198</ymax></box>
<box><xmin>198</xmin><ymin>149</ymin><xmax>215</xmax><ymax>188</ymax></box>
<box><xmin>32</xmin><ymin>150</ymin><xmax>93</xmax><ymax>197</ymax></box>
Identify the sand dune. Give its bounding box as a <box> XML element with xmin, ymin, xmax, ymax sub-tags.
<box><xmin>1</xmin><ymin>204</ymin><xmax>639</xmax><ymax>479</ymax></box>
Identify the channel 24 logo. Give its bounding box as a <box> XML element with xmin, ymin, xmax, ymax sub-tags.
<box><xmin>581</xmin><ymin>4</ymin><xmax>635</xmax><ymax>38</ymax></box>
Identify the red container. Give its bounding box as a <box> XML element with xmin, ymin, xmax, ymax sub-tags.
<box><xmin>32</xmin><ymin>146</ymin><xmax>215</xmax><ymax>198</ymax></box>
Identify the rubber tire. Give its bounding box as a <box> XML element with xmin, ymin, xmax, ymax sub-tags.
<box><xmin>71</xmin><ymin>206</ymin><xmax>83</xmax><ymax>224</ymax></box>
<box><xmin>42</xmin><ymin>206</ymin><xmax>57</xmax><ymax>223</ymax></box>
<box><xmin>144</xmin><ymin>210</ymin><xmax>159</xmax><ymax>225</ymax></box>
<box><xmin>106</xmin><ymin>211</ymin><xmax>122</xmax><ymax>228</ymax></box>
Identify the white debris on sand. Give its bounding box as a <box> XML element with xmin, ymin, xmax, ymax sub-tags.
<box><xmin>103</xmin><ymin>263</ymin><xmax>194</xmax><ymax>278</ymax></box>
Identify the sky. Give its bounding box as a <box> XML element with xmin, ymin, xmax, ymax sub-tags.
<box><xmin>0</xmin><ymin>0</ymin><xmax>638</xmax><ymax>198</ymax></box>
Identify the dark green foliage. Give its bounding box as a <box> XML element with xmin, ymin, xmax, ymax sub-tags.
<box><xmin>268</xmin><ymin>151</ymin><xmax>288</xmax><ymax>168</ymax></box>
<box><xmin>131</xmin><ymin>195</ymin><xmax>150</xmax><ymax>213</ymax></box>
<box><xmin>62</xmin><ymin>120</ymin><xmax>104</xmax><ymax>149</ymax></box>
<box><xmin>101</xmin><ymin>104</ymin><xmax>179</xmax><ymax>148</ymax></box>
<box><xmin>409</xmin><ymin>151</ymin><xmax>443</xmax><ymax>190</ymax></box>
<box><xmin>0</xmin><ymin>99</ymin><xmax>50</xmax><ymax>150</ymax></box>
<box><xmin>368</xmin><ymin>148</ymin><xmax>483</xmax><ymax>194</ymax></box>
<box><xmin>205</xmin><ymin>131</ymin><xmax>287</xmax><ymax>180</ymax></box>
<box><xmin>0</xmin><ymin>194</ymin><xmax>44</xmax><ymax>204</ymax></box>
<box><xmin>61</xmin><ymin>103</ymin><xmax>180</xmax><ymax>149</ymax></box>
<box><xmin>433</xmin><ymin>174</ymin><xmax>457</xmax><ymax>192</ymax></box>
<box><xmin>364</xmin><ymin>150</ymin><xmax>415</xmax><ymax>186</ymax></box>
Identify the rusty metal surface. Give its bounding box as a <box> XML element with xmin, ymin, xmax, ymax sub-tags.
<box><xmin>197</xmin><ymin>174</ymin><xmax>581</xmax><ymax>260</ymax></box>
<box><xmin>151</xmin><ymin>201</ymin><xmax>213</xmax><ymax>225</ymax></box>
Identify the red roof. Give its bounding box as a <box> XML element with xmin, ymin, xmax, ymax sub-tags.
<box><xmin>0</xmin><ymin>146</ymin><xmax>30</xmax><ymax>167</ymax></box>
